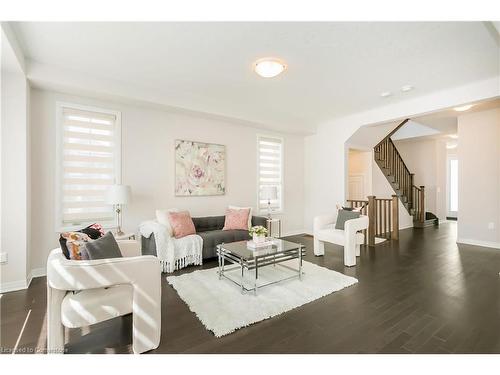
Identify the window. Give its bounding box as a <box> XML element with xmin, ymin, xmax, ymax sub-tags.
<box><xmin>257</xmin><ymin>135</ymin><xmax>283</xmax><ymax>213</ymax></box>
<box><xmin>56</xmin><ymin>103</ymin><xmax>121</xmax><ymax>231</ymax></box>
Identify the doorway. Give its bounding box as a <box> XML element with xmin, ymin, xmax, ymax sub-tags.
<box><xmin>447</xmin><ymin>155</ymin><xmax>458</xmax><ymax>219</ymax></box>
<box><xmin>347</xmin><ymin>149</ymin><xmax>372</xmax><ymax>201</ymax></box>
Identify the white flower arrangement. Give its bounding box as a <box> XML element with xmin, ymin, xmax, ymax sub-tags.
<box><xmin>248</xmin><ymin>225</ymin><xmax>268</xmax><ymax>237</ymax></box>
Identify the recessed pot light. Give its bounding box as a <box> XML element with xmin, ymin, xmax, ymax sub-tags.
<box><xmin>380</xmin><ymin>91</ymin><xmax>392</xmax><ymax>98</ymax></box>
<box><xmin>454</xmin><ymin>104</ymin><xmax>474</xmax><ymax>112</ymax></box>
<box><xmin>401</xmin><ymin>85</ymin><xmax>413</xmax><ymax>92</ymax></box>
<box><xmin>254</xmin><ymin>58</ymin><xmax>287</xmax><ymax>78</ymax></box>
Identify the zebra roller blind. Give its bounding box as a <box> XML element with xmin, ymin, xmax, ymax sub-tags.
<box><xmin>257</xmin><ymin>135</ymin><xmax>283</xmax><ymax>212</ymax></box>
<box><xmin>57</xmin><ymin>104</ymin><xmax>120</xmax><ymax>230</ymax></box>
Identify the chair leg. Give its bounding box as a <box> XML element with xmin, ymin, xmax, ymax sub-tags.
<box><xmin>131</xmin><ymin>278</ymin><xmax>161</xmax><ymax>353</ymax></box>
<box><xmin>314</xmin><ymin>239</ymin><xmax>324</xmax><ymax>256</ymax></box>
<box><xmin>47</xmin><ymin>285</ymin><xmax>66</xmax><ymax>354</ymax></box>
<box><xmin>344</xmin><ymin>245</ymin><xmax>356</xmax><ymax>267</ymax></box>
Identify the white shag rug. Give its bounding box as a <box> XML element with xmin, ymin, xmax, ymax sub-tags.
<box><xmin>166</xmin><ymin>260</ymin><xmax>358</xmax><ymax>337</ymax></box>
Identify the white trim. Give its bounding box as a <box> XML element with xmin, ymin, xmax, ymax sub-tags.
<box><xmin>0</xmin><ymin>279</ymin><xmax>29</xmax><ymax>294</ymax></box>
<box><xmin>281</xmin><ymin>229</ymin><xmax>309</xmax><ymax>237</ymax></box>
<box><xmin>30</xmin><ymin>267</ymin><xmax>47</xmax><ymax>278</ymax></box>
<box><xmin>0</xmin><ymin>267</ymin><xmax>47</xmax><ymax>294</ymax></box>
<box><xmin>456</xmin><ymin>238</ymin><xmax>500</xmax><ymax>250</ymax></box>
<box><xmin>54</xmin><ymin>101</ymin><xmax>122</xmax><ymax>232</ymax></box>
<box><xmin>399</xmin><ymin>224</ymin><xmax>415</xmax><ymax>231</ymax></box>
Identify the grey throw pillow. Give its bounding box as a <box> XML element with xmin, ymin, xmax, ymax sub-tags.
<box><xmin>85</xmin><ymin>232</ymin><xmax>123</xmax><ymax>260</ymax></box>
<box><xmin>335</xmin><ymin>210</ymin><xmax>361</xmax><ymax>230</ymax></box>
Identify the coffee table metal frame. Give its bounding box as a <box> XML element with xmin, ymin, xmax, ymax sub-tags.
<box><xmin>216</xmin><ymin>240</ymin><xmax>305</xmax><ymax>295</ymax></box>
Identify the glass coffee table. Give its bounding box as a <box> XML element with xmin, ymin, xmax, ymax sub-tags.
<box><xmin>217</xmin><ymin>239</ymin><xmax>305</xmax><ymax>295</ymax></box>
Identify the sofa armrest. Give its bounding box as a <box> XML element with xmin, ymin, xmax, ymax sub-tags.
<box><xmin>251</xmin><ymin>215</ymin><xmax>268</xmax><ymax>228</ymax></box>
<box><xmin>344</xmin><ymin>215</ymin><xmax>369</xmax><ymax>234</ymax></box>
<box><xmin>47</xmin><ymin>248</ymin><xmax>160</xmax><ymax>291</ymax></box>
<box><xmin>313</xmin><ymin>214</ymin><xmax>336</xmax><ymax>233</ymax></box>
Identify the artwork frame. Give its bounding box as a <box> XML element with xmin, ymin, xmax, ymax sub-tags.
<box><xmin>174</xmin><ymin>139</ymin><xmax>226</xmax><ymax>196</ymax></box>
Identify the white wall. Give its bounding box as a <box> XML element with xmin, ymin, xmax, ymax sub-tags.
<box><xmin>1</xmin><ymin>24</ymin><xmax>30</xmax><ymax>293</ymax></box>
<box><xmin>1</xmin><ymin>71</ymin><xmax>30</xmax><ymax>291</ymax></box>
<box><xmin>457</xmin><ymin>108</ymin><xmax>500</xmax><ymax>248</ymax></box>
<box><xmin>393</xmin><ymin>137</ymin><xmax>449</xmax><ymax>219</ymax></box>
<box><xmin>29</xmin><ymin>88</ymin><xmax>305</xmax><ymax>271</ymax></box>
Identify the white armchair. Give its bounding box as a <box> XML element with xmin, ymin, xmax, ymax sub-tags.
<box><xmin>313</xmin><ymin>214</ymin><xmax>369</xmax><ymax>267</ymax></box>
<box><xmin>46</xmin><ymin>240</ymin><xmax>161</xmax><ymax>354</ymax></box>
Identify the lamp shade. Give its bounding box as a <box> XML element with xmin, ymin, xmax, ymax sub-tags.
<box><xmin>106</xmin><ymin>184</ymin><xmax>131</xmax><ymax>205</ymax></box>
<box><xmin>261</xmin><ymin>186</ymin><xmax>278</xmax><ymax>200</ymax></box>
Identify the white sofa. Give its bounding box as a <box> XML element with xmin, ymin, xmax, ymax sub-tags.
<box><xmin>313</xmin><ymin>214</ymin><xmax>369</xmax><ymax>267</ymax></box>
<box><xmin>46</xmin><ymin>240</ymin><xmax>161</xmax><ymax>354</ymax></box>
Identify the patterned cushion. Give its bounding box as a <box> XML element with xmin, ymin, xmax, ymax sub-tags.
<box><xmin>59</xmin><ymin>223</ymin><xmax>104</xmax><ymax>259</ymax></box>
<box><xmin>222</xmin><ymin>208</ymin><xmax>250</xmax><ymax>231</ymax></box>
<box><xmin>168</xmin><ymin>211</ymin><xmax>196</xmax><ymax>239</ymax></box>
<box><xmin>60</xmin><ymin>232</ymin><xmax>91</xmax><ymax>260</ymax></box>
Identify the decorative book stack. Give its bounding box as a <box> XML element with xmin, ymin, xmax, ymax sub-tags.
<box><xmin>247</xmin><ymin>238</ymin><xmax>275</xmax><ymax>249</ymax></box>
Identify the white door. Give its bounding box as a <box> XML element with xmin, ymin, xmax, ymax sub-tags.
<box><xmin>349</xmin><ymin>174</ymin><xmax>365</xmax><ymax>200</ymax></box>
<box><xmin>447</xmin><ymin>156</ymin><xmax>458</xmax><ymax>218</ymax></box>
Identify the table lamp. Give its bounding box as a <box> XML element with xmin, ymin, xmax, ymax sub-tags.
<box><xmin>261</xmin><ymin>186</ymin><xmax>278</xmax><ymax>219</ymax></box>
<box><xmin>106</xmin><ymin>184</ymin><xmax>131</xmax><ymax>236</ymax></box>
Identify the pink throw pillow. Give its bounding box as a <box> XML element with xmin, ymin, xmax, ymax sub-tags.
<box><xmin>168</xmin><ymin>211</ymin><xmax>196</xmax><ymax>239</ymax></box>
<box><xmin>223</xmin><ymin>208</ymin><xmax>251</xmax><ymax>231</ymax></box>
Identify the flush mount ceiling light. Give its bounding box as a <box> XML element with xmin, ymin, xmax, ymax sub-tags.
<box><xmin>454</xmin><ymin>104</ymin><xmax>474</xmax><ymax>112</ymax></box>
<box><xmin>254</xmin><ymin>58</ymin><xmax>287</xmax><ymax>78</ymax></box>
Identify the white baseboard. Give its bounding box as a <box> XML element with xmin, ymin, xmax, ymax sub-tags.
<box><xmin>399</xmin><ymin>224</ymin><xmax>414</xmax><ymax>231</ymax></box>
<box><xmin>0</xmin><ymin>279</ymin><xmax>29</xmax><ymax>294</ymax></box>
<box><xmin>456</xmin><ymin>238</ymin><xmax>500</xmax><ymax>250</ymax></box>
<box><xmin>30</xmin><ymin>267</ymin><xmax>46</xmax><ymax>278</ymax></box>
<box><xmin>282</xmin><ymin>229</ymin><xmax>310</xmax><ymax>237</ymax></box>
<box><xmin>1</xmin><ymin>267</ymin><xmax>46</xmax><ymax>294</ymax></box>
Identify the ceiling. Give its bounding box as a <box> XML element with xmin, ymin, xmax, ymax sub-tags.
<box><xmin>347</xmin><ymin>98</ymin><xmax>500</xmax><ymax>148</ymax></box>
<box><xmin>11</xmin><ymin>22</ymin><xmax>500</xmax><ymax>134</ymax></box>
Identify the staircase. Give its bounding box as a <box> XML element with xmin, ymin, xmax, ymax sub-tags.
<box><xmin>374</xmin><ymin>119</ymin><xmax>439</xmax><ymax>228</ymax></box>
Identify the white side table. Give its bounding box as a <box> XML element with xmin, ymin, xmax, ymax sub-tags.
<box><xmin>114</xmin><ymin>232</ymin><xmax>136</xmax><ymax>241</ymax></box>
<box><xmin>267</xmin><ymin>218</ymin><xmax>282</xmax><ymax>238</ymax></box>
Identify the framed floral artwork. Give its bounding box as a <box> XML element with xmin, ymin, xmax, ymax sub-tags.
<box><xmin>174</xmin><ymin>140</ymin><xmax>226</xmax><ymax>196</ymax></box>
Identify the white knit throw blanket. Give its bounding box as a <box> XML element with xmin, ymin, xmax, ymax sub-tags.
<box><xmin>139</xmin><ymin>220</ymin><xmax>203</xmax><ymax>273</ymax></box>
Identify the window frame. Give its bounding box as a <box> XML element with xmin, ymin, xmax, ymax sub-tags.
<box><xmin>256</xmin><ymin>134</ymin><xmax>284</xmax><ymax>215</ymax></box>
<box><xmin>55</xmin><ymin>101</ymin><xmax>122</xmax><ymax>232</ymax></box>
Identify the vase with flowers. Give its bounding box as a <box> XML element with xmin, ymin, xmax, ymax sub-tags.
<box><xmin>249</xmin><ymin>225</ymin><xmax>268</xmax><ymax>244</ymax></box>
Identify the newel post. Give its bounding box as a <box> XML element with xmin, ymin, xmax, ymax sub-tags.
<box><xmin>409</xmin><ymin>173</ymin><xmax>415</xmax><ymax>208</ymax></box>
<box><xmin>391</xmin><ymin>195</ymin><xmax>399</xmax><ymax>240</ymax></box>
<box><xmin>367</xmin><ymin>195</ymin><xmax>376</xmax><ymax>247</ymax></box>
<box><xmin>419</xmin><ymin>185</ymin><xmax>425</xmax><ymax>222</ymax></box>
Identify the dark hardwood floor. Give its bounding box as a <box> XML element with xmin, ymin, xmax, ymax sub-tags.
<box><xmin>2</xmin><ymin>222</ymin><xmax>500</xmax><ymax>354</ymax></box>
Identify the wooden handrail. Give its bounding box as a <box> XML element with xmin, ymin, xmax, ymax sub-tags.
<box><xmin>373</xmin><ymin>118</ymin><xmax>427</xmax><ymax>226</ymax></box>
<box><xmin>374</xmin><ymin>118</ymin><xmax>409</xmax><ymax>150</ymax></box>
